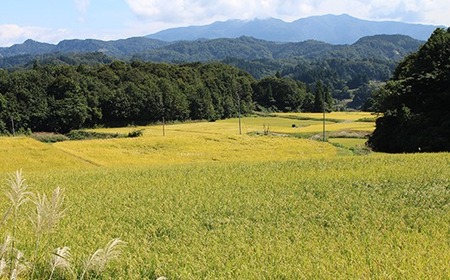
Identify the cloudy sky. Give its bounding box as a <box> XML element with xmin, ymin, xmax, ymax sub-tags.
<box><xmin>0</xmin><ymin>0</ymin><xmax>449</xmax><ymax>47</ymax></box>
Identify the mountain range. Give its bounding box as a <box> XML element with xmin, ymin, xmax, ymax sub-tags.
<box><xmin>0</xmin><ymin>34</ymin><xmax>423</xmax><ymax>70</ymax></box>
<box><xmin>0</xmin><ymin>37</ymin><xmax>169</xmax><ymax>59</ymax></box>
<box><xmin>132</xmin><ymin>34</ymin><xmax>423</xmax><ymax>63</ymax></box>
<box><xmin>147</xmin><ymin>14</ymin><xmax>441</xmax><ymax>44</ymax></box>
<box><xmin>0</xmin><ymin>13</ymin><xmax>440</xmax><ymax>61</ymax></box>
<box><xmin>0</xmin><ymin>13</ymin><xmax>438</xmax><ymax>112</ymax></box>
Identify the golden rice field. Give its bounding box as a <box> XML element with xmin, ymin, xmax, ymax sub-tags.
<box><xmin>0</xmin><ymin>113</ymin><xmax>448</xmax><ymax>279</ymax></box>
<box><xmin>328</xmin><ymin>137</ymin><xmax>368</xmax><ymax>149</ymax></box>
<box><xmin>274</xmin><ymin>111</ymin><xmax>377</xmax><ymax>121</ymax></box>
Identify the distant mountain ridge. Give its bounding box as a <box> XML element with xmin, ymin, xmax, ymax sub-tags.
<box><xmin>0</xmin><ymin>13</ymin><xmax>437</xmax><ymax>61</ymax></box>
<box><xmin>147</xmin><ymin>14</ymin><xmax>441</xmax><ymax>44</ymax></box>
<box><xmin>0</xmin><ymin>37</ymin><xmax>169</xmax><ymax>58</ymax></box>
<box><xmin>0</xmin><ymin>34</ymin><xmax>424</xmax><ymax>70</ymax></box>
<box><xmin>133</xmin><ymin>34</ymin><xmax>423</xmax><ymax>63</ymax></box>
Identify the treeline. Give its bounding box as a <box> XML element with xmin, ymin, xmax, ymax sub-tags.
<box><xmin>0</xmin><ymin>61</ymin><xmax>322</xmax><ymax>134</ymax></box>
<box><xmin>0</xmin><ymin>61</ymin><xmax>251</xmax><ymax>133</ymax></box>
<box><xmin>0</xmin><ymin>52</ymin><xmax>115</xmax><ymax>69</ymax></box>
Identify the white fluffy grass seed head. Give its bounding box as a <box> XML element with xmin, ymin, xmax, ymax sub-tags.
<box><xmin>33</xmin><ymin>187</ymin><xmax>65</xmax><ymax>234</ymax></box>
<box><xmin>49</xmin><ymin>246</ymin><xmax>72</xmax><ymax>279</ymax></box>
<box><xmin>80</xmin><ymin>238</ymin><xmax>125</xmax><ymax>278</ymax></box>
<box><xmin>6</xmin><ymin>170</ymin><xmax>32</xmax><ymax>211</ymax></box>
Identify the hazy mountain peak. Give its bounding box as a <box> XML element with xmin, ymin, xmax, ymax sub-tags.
<box><xmin>147</xmin><ymin>14</ymin><xmax>440</xmax><ymax>44</ymax></box>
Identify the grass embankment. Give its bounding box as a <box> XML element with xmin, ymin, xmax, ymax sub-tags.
<box><xmin>0</xmin><ymin>113</ymin><xmax>448</xmax><ymax>279</ymax></box>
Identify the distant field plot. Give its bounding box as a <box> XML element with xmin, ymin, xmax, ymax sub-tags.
<box><xmin>299</xmin><ymin>121</ymin><xmax>375</xmax><ymax>133</ymax></box>
<box><xmin>53</xmin><ymin>130</ymin><xmax>337</xmax><ymax>167</ymax></box>
<box><xmin>1</xmin><ymin>115</ymin><xmax>347</xmax><ymax>171</ymax></box>
<box><xmin>0</xmin><ymin>137</ymin><xmax>93</xmax><ymax>172</ymax></box>
<box><xmin>89</xmin><ymin>112</ymin><xmax>376</xmax><ymax>138</ymax></box>
<box><xmin>275</xmin><ymin>111</ymin><xmax>377</xmax><ymax>121</ymax></box>
<box><xmin>2</xmin><ymin>112</ymin><xmax>373</xmax><ymax>170</ymax></box>
<box><xmin>218</xmin><ymin>116</ymin><xmax>324</xmax><ymax>134</ymax></box>
<box><xmin>328</xmin><ymin>138</ymin><xmax>368</xmax><ymax>149</ymax></box>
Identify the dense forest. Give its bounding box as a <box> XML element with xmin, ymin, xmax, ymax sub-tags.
<box><xmin>132</xmin><ymin>35</ymin><xmax>421</xmax><ymax>109</ymax></box>
<box><xmin>0</xmin><ymin>61</ymin><xmax>323</xmax><ymax>134</ymax></box>
<box><xmin>0</xmin><ymin>34</ymin><xmax>423</xmax><ymax>111</ymax></box>
<box><xmin>368</xmin><ymin>28</ymin><xmax>450</xmax><ymax>152</ymax></box>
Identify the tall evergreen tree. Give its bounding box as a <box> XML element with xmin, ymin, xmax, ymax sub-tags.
<box><xmin>313</xmin><ymin>80</ymin><xmax>325</xmax><ymax>113</ymax></box>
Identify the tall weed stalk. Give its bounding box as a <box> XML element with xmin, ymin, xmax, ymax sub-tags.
<box><xmin>31</xmin><ymin>187</ymin><xmax>65</xmax><ymax>279</ymax></box>
<box><xmin>5</xmin><ymin>170</ymin><xmax>31</xmax><ymax>278</ymax></box>
<box><xmin>1</xmin><ymin>170</ymin><xmax>125</xmax><ymax>279</ymax></box>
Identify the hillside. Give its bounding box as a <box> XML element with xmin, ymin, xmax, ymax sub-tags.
<box><xmin>0</xmin><ymin>37</ymin><xmax>169</xmax><ymax>59</ymax></box>
<box><xmin>0</xmin><ymin>34</ymin><xmax>423</xmax><ymax>63</ymax></box>
<box><xmin>74</xmin><ymin>34</ymin><xmax>423</xmax><ymax>63</ymax></box>
<box><xmin>147</xmin><ymin>14</ymin><xmax>440</xmax><ymax>44</ymax></box>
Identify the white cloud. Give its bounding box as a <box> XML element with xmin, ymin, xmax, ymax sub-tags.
<box><xmin>411</xmin><ymin>0</ymin><xmax>450</xmax><ymax>25</ymax></box>
<box><xmin>74</xmin><ymin>0</ymin><xmax>91</xmax><ymax>22</ymax></box>
<box><xmin>124</xmin><ymin>0</ymin><xmax>450</xmax><ymax>27</ymax></box>
<box><xmin>0</xmin><ymin>24</ymin><xmax>69</xmax><ymax>47</ymax></box>
<box><xmin>74</xmin><ymin>0</ymin><xmax>91</xmax><ymax>13</ymax></box>
<box><xmin>1</xmin><ymin>0</ymin><xmax>447</xmax><ymax>47</ymax></box>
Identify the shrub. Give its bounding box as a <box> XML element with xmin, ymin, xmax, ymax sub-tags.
<box><xmin>31</xmin><ymin>132</ymin><xmax>70</xmax><ymax>143</ymax></box>
<box><xmin>127</xmin><ymin>129</ymin><xmax>144</xmax><ymax>138</ymax></box>
<box><xmin>66</xmin><ymin>130</ymin><xmax>121</xmax><ymax>140</ymax></box>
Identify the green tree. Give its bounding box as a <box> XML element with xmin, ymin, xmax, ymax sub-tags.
<box><xmin>158</xmin><ymin>78</ymin><xmax>189</xmax><ymax>121</ymax></box>
<box><xmin>253</xmin><ymin>76</ymin><xmax>310</xmax><ymax>112</ymax></box>
<box><xmin>368</xmin><ymin>28</ymin><xmax>450</xmax><ymax>152</ymax></box>
<box><xmin>189</xmin><ymin>86</ymin><xmax>216</xmax><ymax>120</ymax></box>
<box><xmin>0</xmin><ymin>93</ymin><xmax>7</xmax><ymax>133</ymax></box>
<box><xmin>45</xmin><ymin>75</ymin><xmax>89</xmax><ymax>133</ymax></box>
<box><xmin>312</xmin><ymin>80</ymin><xmax>333</xmax><ymax>112</ymax></box>
<box><xmin>313</xmin><ymin>81</ymin><xmax>325</xmax><ymax>113</ymax></box>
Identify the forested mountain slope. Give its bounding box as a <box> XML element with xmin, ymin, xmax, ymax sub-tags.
<box><xmin>0</xmin><ymin>34</ymin><xmax>425</xmax><ymax>111</ymax></box>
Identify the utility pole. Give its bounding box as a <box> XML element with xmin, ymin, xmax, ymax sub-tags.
<box><xmin>162</xmin><ymin>116</ymin><xmax>165</xmax><ymax>136</ymax></box>
<box><xmin>238</xmin><ymin>98</ymin><xmax>242</xmax><ymax>135</ymax></box>
<box><xmin>322</xmin><ymin>90</ymin><xmax>326</xmax><ymax>142</ymax></box>
<box><xmin>11</xmin><ymin>116</ymin><xmax>15</xmax><ymax>136</ymax></box>
<box><xmin>237</xmin><ymin>92</ymin><xmax>242</xmax><ymax>135</ymax></box>
<box><xmin>161</xmin><ymin>87</ymin><xmax>166</xmax><ymax>137</ymax></box>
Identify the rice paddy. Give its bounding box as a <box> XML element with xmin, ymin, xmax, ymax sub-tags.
<box><xmin>0</xmin><ymin>113</ymin><xmax>448</xmax><ymax>279</ymax></box>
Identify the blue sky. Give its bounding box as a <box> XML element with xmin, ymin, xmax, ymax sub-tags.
<box><xmin>1</xmin><ymin>0</ymin><xmax>449</xmax><ymax>47</ymax></box>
